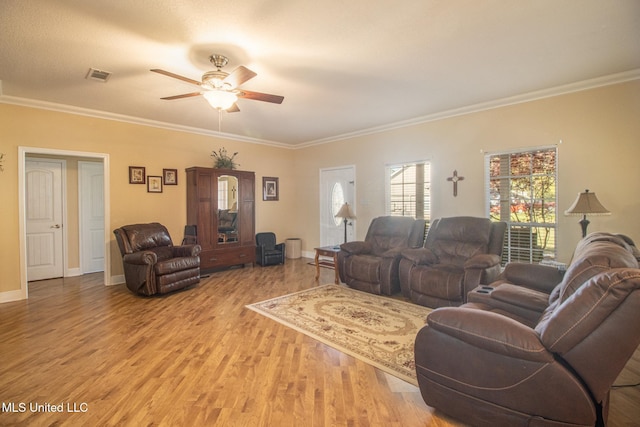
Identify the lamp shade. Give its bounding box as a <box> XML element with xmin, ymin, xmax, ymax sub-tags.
<box><xmin>564</xmin><ymin>189</ymin><xmax>610</xmax><ymax>216</ymax></box>
<box><xmin>203</xmin><ymin>90</ymin><xmax>238</xmax><ymax>110</ymax></box>
<box><xmin>335</xmin><ymin>202</ymin><xmax>356</xmax><ymax>219</ymax></box>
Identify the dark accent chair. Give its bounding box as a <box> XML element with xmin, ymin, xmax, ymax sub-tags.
<box><xmin>256</xmin><ymin>232</ymin><xmax>285</xmax><ymax>266</ymax></box>
<box><xmin>398</xmin><ymin>216</ymin><xmax>506</xmax><ymax>308</ymax></box>
<box><xmin>337</xmin><ymin>216</ymin><xmax>426</xmax><ymax>295</ymax></box>
<box><xmin>414</xmin><ymin>232</ymin><xmax>640</xmax><ymax>426</ymax></box>
<box><xmin>182</xmin><ymin>224</ymin><xmax>198</xmax><ymax>245</ymax></box>
<box><xmin>114</xmin><ymin>222</ymin><xmax>201</xmax><ymax>296</ymax></box>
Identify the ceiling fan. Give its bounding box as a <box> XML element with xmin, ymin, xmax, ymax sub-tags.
<box><xmin>151</xmin><ymin>54</ymin><xmax>284</xmax><ymax>112</ymax></box>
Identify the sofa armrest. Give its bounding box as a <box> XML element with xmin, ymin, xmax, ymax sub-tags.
<box><xmin>381</xmin><ymin>247</ymin><xmax>405</xmax><ymax>259</ymax></box>
<box><xmin>123</xmin><ymin>251</ymin><xmax>157</xmax><ymax>265</ymax></box>
<box><xmin>426</xmin><ymin>307</ymin><xmax>553</xmax><ymax>363</ymax></box>
<box><xmin>502</xmin><ymin>263</ymin><xmax>564</xmax><ymax>294</ymax></box>
<box><xmin>401</xmin><ymin>247</ymin><xmax>438</xmax><ymax>265</ymax></box>
<box><xmin>172</xmin><ymin>244</ymin><xmax>202</xmax><ymax>257</ymax></box>
<box><xmin>490</xmin><ymin>283</ymin><xmax>550</xmax><ymax>313</ymax></box>
<box><xmin>340</xmin><ymin>241</ymin><xmax>373</xmax><ymax>255</ymax></box>
<box><xmin>464</xmin><ymin>253</ymin><xmax>500</xmax><ymax>269</ymax></box>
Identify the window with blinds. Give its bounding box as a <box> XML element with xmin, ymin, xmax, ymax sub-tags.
<box><xmin>485</xmin><ymin>147</ymin><xmax>557</xmax><ymax>264</ymax></box>
<box><xmin>386</xmin><ymin>161</ymin><xmax>431</xmax><ymax>221</ymax></box>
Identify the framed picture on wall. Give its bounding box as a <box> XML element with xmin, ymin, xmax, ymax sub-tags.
<box><xmin>129</xmin><ymin>166</ymin><xmax>146</xmax><ymax>184</ymax></box>
<box><xmin>262</xmin><ymin>177</ymin><xmax>279</xmax><ymax>201</ymax></box>
<box><xmin>147</xmin><ymin>176</ymin><xmax>163</xmax><ymax>193</ymax></box>
<box><xmin>163</xmin><ymin>168</ymin><xmax>178</xmax><ymax>185</ymax></box>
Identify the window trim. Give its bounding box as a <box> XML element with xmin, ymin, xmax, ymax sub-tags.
<box><xmin>385</xmin><ymin>160</ymin><xmax>431</xmax><ymax>221</ymax></box>
<box><xmin>484</xmin><ymin>145</ymin><xmax>558</xmax><ymax>263</ymax></box>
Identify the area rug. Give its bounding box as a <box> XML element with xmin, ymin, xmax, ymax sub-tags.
<box><xmin>246</xmin><ymin>284</ymin><xmax>432</xmax><ymax>385</ymax></box>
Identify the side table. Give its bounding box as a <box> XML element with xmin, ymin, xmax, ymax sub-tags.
<box><xmin>314</xmin><ymin>246</ymin><xmax>341</xmax><ymax>284</ymax></box>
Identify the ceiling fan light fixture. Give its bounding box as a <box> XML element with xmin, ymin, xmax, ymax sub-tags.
<box><xmin>202</xmin><ymin>70</ymin><xmax>230</xmax><ymax>90</ymax></box>
<box><xmin>203</xmin><ymin>90</ymin><xmax>238</xmax><ymax>110</ymax></box>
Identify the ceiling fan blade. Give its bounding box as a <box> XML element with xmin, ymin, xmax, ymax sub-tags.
<box><xmin>226</xmin><ymin>103</ymin><xmax>241</xmax><ymax>113</ymax></box>
<box><xmin>150</xmin><ymin>69</ymin><xmax>202</xmax><ymax>87</ymax></box>
<box><xmin>237</xmin><ymin>90</ymin><xmax>284</xmax><ymax>104</ymax></box>
<box><xmin>160</xmin><ymin>92</ymin><xmax>203</xmax><ymax>100</ymax></box>
<box><xmin>224</xmin><ymin>66</ymin><xmax>257</xmax><ymax>88</ymax></box>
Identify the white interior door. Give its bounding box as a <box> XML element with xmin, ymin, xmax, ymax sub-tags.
<box><xmin>26</xmin><ymin>159</ymin><xmax>65</xmax><ymax>281</ymax></box>
<box><xmin>320</xmin><ymin>166</ymin><xmax>356</xmax><ymax>247</ymax></box>
<box><xmin>79</xmin><ymin>161</ymin><xmax>105</xmax><ymax>273</ymax></box>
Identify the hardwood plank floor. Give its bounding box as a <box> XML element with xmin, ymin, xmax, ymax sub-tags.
<box><xmin>1</xmin><ymin>258</ymin><xmax>638</xmax><ymax>426</ymax></box>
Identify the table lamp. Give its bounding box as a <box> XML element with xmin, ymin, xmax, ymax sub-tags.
<box><xmin>564</xmin><ymin>189</ymin><xmax>610</xmax><ymax>237</ymax></box>
<box><xmin>335</xmin><ymin>202</ymin><xmax>356</xmax><ymax>243</ymax></box>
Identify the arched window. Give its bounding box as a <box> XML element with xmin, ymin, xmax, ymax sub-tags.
<box><xmin>331</xmin><ymin>183</ymin><xmax>345</xmax><ymax>226</ymax></box>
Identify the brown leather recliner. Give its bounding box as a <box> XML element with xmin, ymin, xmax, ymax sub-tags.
<box><xmin>337</xmin><ymin>216</ymin><xmax>426</xmax><ymax>295</ymax></box>
<box><xmin>415</xmin><ymin>233</ymin><xmax>640</xmax><ymax>427</ymax></box>
<box><xmin>114</xmin><ymin>222</ymin><xmax>201</xmax><ymax>296</ymax></box>
<box><xmin>465</xmin><ymin>232</ymin><xmax>640</xmax><ymax>327</ymax></box>
<box><xmin>398</xmin><ymin>216</ymin><xmax>506</xmax><ymax>308</ymax></box>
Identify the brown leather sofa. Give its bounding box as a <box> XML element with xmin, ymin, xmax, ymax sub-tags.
<box><xmin>398</xmin><ymin>216</ymin><xmax>506</xmax><ymax>308</ymax></box>
<box><xmin>337</xmin><ymin>216</ymin><xmax>426</xmax><ymax>295</ymax></box>
<box><xmin>114</xmin><ymin>222</ymin><xmax>201</xmax><ymax>296</ymax></box>
<box><xmin>414</xmin><ymin>232</ymin><xmax>640</xmax><ymax>426</ymax></box>
<box><xmin>466</xmin><ymin>232</ymin><xmax>640</xmax><ymax>326</ymax></box>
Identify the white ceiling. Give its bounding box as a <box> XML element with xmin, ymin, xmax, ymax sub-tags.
<box><xmin>1</xmin><ymin>0</ymin><xmax>639</xmax><ymax>147</ymax></box>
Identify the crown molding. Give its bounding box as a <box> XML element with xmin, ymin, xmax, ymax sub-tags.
<box><xmin>2</xmin><ymin>69</ymin><xmax>639</xmax><ymax>150</ymax></box>
<box><xmin>295</xmin><ymin>69</ymin><xmax>640</xmax><ymax>149</ymax></box>
<box><xmin>0</xmin><ymin>92</ymin><xmax>292</xmax><ymax>149</ymax></box>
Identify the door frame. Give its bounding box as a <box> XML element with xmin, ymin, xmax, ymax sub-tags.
<box><xmin>319</xmin><ymin>165</ymin><xmax>356</xmax><ymax>247</ymax></box>
<box><xmin>78</xmin><ymin>160</ymin><xmax>105</xmax><ymax>274</ymax></box>
<box><xmin>18</xmin><ymin>146</ymin><xmax>111</xmax><ymax>299</ymax></box>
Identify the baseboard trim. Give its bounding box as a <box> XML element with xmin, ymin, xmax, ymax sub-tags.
<box><xmin>66</xmin><ymin>268</ymin><xmax>82</xmax><ymax>277</ymax></box>
<box><xmin>0</xmin><ymin>289</ymin><xmax>27</xmax><ymax>303</ymax></box>
<box><xmin>110</xmin><ymin>275</ymin><xmax>125</xmax><ymax>286</ymax></box>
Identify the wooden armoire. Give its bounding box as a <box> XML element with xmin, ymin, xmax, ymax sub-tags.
<box><xmin>186</xmin><ymin>167</ymin><xmax>255</xmax><ymax>271</ymax></box>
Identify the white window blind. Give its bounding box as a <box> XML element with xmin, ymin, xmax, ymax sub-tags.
<box><xmin>385</xmin><ymin>161</ymin><xmax>431</xmax><ymax>221</ymax></box>
<box><xmin>485</xmin><ymin>147</ymin><xmax>558</xmax><ymax>264</ymax></box>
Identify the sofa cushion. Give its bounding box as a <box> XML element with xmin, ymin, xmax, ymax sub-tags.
<box><xmin>364</xmin><ymin>216</ymin><xmax>416</xmax><ymax>256</ymax></box>
<box><xmin>410</xmin><ymin>264</ymin><xmax>464</xmax><ymax>301</ymax></box>
<box><xmin>345</xmin><ymin>254</ymin><xmax>380</xmax><ymax>283</ymax></box>
<box><xmin>149</xmin><ymin>246</ymin><xmax>173</xmax><ymax>262</ymax></box>
<box><xmin>429</xmin><ymin>217</ymin><xmax>491</xmax><ymax>266</ymax></box>
<box><xmin>123</xmin><ymin>223</ymin><xmax>172</xmax><ymax>252</ymax></box>
<box><xmin>557</xmin><ymin>241</ymin><xmax>638</xmax><ymax>304</ymax></box>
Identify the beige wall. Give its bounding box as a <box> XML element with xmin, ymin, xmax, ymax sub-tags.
<box><xmin>1</xmin><ymin>80</ymin><xmax>639</xmax><ymax>298</ymax></box>
<box><xmin>293</xmin><ymin>80</ymin><xmax>640</xmax><ymax>262</ymax></box>
<box><xmin>0</xmin><ymin>104</ymin><xmax>296</xmax><ymax>295</ymax></box>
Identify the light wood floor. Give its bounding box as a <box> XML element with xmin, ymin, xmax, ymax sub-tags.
<box><xmin>1</xmin><ymin>258</ymin><xmax>638</xmax><ymax>426</ymax></box>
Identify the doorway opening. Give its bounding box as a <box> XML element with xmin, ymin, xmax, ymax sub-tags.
<box><xmin>18</xmin><ymin>147</ymin><xmax>110</xmax><ymax>299</ymax></box>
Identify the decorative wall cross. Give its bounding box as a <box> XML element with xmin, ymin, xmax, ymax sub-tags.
<box><xmin>447</xmin><ymin>170</ymin><xmax>465</xmax><ymax>197</ymax></box>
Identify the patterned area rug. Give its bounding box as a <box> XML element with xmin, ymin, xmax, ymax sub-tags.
<box><xmin>246</xmin><ymin>284</ymin><xmax>432</xmax><ymax>385</ymax></box>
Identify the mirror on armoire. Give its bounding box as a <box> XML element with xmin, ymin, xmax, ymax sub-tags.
<box><xmin>217</xmin><ymin>175</ymin><xmax>239</xmax><ymax>244</ymax></box>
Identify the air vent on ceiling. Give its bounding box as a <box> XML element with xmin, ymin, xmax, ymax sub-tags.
<box><xmin>86</xmin><ymin>68</ymin><xmax>112</xmax><ymax>82</ymax></box>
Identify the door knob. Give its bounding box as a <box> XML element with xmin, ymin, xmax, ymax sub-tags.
<box><xmin>51</xmin><ymin>224</ymin><xmax>61</xmax><ymax>229</ymax></box>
